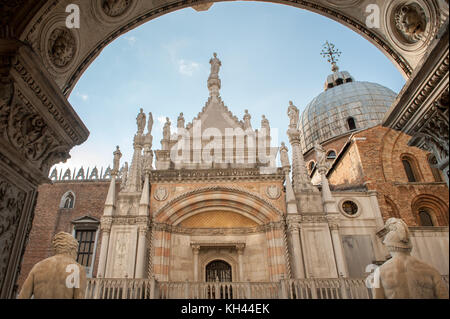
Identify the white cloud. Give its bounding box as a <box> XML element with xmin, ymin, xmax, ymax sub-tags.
<box><xmin>125</xmin><ymin>36</ymin><xmax>137</xmax><ymax>46</ymax></box>
<box><xmin>76</xmin><ymin>92</ymin><xmax>89</xmax><ymax>101</ymax></box>
<box><xmin>178</xmin><ymin>59</ymin><xmax>199</xmax><ymax>76</ymax></box>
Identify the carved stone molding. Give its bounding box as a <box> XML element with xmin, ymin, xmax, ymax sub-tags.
<box><xmin>153</xmin><ymin>186</ymin><xmax>168</xmax><ymax>201</ymax></box>
<box><xmin>266</xmin><ymin>185</ymin><xmax>281</xmax><ymax>199</ymax></box>
<box><xmin>45</xmin><ymin>0</ymin><xmax>415</xmax><ymax>96</ymax></box>
<box><xmin>102</xmin><ymin>0</ymin><xmax>133</xmax><ymax>17</ymax></box>
<box><xmin>0</xmin><ymin>42</ymin><xmax>89</xmax><ymax>182</ymax></box>
<box><xmin>0</xmin><ymin>177</ymin><xmax>26</xmax><ymax>291</ymax></box>
<box><xmin>394</xmin><ymin>3</ymin><xmax>427</xmax><ymax>44</ymax></box>
<box><xmin>150</xmin><ymin>167</ymin><xmax>284</xmax><ymax>183</ymax></box>
<box><xmin>154</xmin><ymin>185</ymin><xmax>284</xmax><ymax>219</ymax></box>
<box><xmin>301</xmin><ymin>214</ymin><xmax>329</xmax><ymax>224</ymax></box>
<box><xmin>47</xmin><ymin>28</ymin><xmax>76</xmax><ymax>68</ymax></box>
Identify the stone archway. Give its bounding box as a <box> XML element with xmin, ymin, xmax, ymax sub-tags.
<box><xmin>8</xmin><ymin>0</ymin><xmax>448</xmax><ymax>97</ymax></box>
<box><xmin>0</xmin><ymin>0</ymin><xmax>448</xmax><ymax>298</ymax></box>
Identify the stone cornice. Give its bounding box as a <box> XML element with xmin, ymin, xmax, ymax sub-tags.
<box><xmin>150</xmin><ymin>167</ymin><xmax>285</xmax><ymax>183</ymax></box>
<box><xmin>383</xmin><ymin>22</ymin><xmax>449</xmax><ymax>133</ymax></box>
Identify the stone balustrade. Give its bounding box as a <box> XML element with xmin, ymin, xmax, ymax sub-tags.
<box><xmin>85</xmin><ymin>276</ymin><xmax>449</xmax><ymax>299</ymax></box>
<box><xmin>85</xmin><ymin>278</ymin><xmax>373</xmax><ymax>299</ymax></box>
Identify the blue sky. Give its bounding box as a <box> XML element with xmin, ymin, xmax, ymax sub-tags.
<box><xmin>55</xmin><ymin>2</ymin><xmax>406</xmax><ymax>176</ymax></box>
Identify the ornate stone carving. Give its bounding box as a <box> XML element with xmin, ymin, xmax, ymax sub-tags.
<box><xmin>113</xmin><ymin>146</ymin><xmax>122</xmax><ymax>173</ymax></box>
<box><xmin>0</xmin><ymin>76</ymin><xmax>13</xmax><ymax>108</ymax></box>
<box><xmin>266</xmin><ymin>185</ymin><xmax>281</xmax><ymax>200</ymax></box>
<box><xmin>0</xmin><ymin>177</ymin><xmax>26</xmax><ymax>290</ymax></box>
<box><xmin>102</xmin><ymin>0</ymin><xmax>132</xmax><ymax>17</ymax></box>
<box><xmin>47</xmin><ymin>28</ymin><xmax>76</xmax><ymax>68</ymax></box>
<box><xmin>153</xmin><ymin>186</ymin><xmax>168</xmax><ymax>201</ymax></box>
<box><xmin>0</xmin><ymin>94</ymin><xmax>71</xmax><ymax>174</ymax></box>
<box><xmin>177</xmin><ymin>113</ymin><xmax>185</xmax><ymax>129</ymax></box>
<box><xmin>394</xmin><ymin>3</ymin><xmax>427</xmax><ymax>43</ymax></box>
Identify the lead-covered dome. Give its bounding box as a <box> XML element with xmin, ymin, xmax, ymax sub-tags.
<box><xmin>299</xmin><ymin>69</ymin><xmax>397</xmax><ymax>153</ymax></box>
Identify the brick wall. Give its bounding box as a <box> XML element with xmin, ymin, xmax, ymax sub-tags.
<box><xmin>328</xmin><ymin>125</ymin><xmax>449</xmax><ymax>226</ymax></box>
<box><xmin>17</xmin><ymin>180</ymin><xmax>115</xmax><ymax>290</ymax></box>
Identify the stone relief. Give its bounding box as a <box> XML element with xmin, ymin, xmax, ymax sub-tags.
<box><xmin>154</xmin><ymin>186</ymin><xmax>168</xmax><ymax>201</ymax></box>
<box><xmin>0</xmin><ymin>177</ymin><xmax>26</xmax><ymax>290</ymax></box>
<box><xmin>266</xmin><ymin>185</ymin><xmax>281</xmax><ymax>200</ymax></box>
<box><xmin>102</xmin><ymin>0</ymin><xmax>132</xmax><ymax>17</ymax></box>
<box><xmin>394</xmin><ymin>3</ymin><xmax>427</xmax><ymax>43</ymax></box>
<box><xmin>47</xmin><ymin>28</ymin><xmax>76</xmax><ymax>68</ymax></box>
<box><xmin>0</xmin><ymin>95</ymin><xmax>70</xmax><ymax>174</ymax></box>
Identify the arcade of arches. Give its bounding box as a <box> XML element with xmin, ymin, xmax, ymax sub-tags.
<box><xmin>0</xmin><ymin>1</ymin><xmax>449</xmax><ymax>298</ymax></box>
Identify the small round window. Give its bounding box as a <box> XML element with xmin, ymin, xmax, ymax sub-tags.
<box><xmin>342</xmin><ymin>201</ymin><xmax>358</xmax><ymax>216</ymax></box>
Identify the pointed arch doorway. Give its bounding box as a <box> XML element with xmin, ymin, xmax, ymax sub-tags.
<box><xmin>206</xmin><ymin>260</ymin><xmax>232</xmax><ymax>282</ymax></box>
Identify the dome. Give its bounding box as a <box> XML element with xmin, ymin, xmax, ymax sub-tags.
<box><xmin>299</xmin><ymin>70</ymin><xmax>397</xmax><ymax>153</ymax></box>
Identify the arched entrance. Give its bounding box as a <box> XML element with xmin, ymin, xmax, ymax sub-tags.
<box><xmin>206</xmin><ymin>260</ymin><xmax>232</xmax><ymax>282</ymax></box>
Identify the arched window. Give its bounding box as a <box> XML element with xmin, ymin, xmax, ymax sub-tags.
<box><xmin>347</xmin><ymin>117</ymin><xmax>356</xmax><ymax>131</ymax></box>
<box><xmin>326</xmin><ymin>150</ymin><xmax>337</xmax><ymax>160</ymax></box>
<box><xmin>418</xmin><ymin>209</ymin><xmax>434</xmax><ymax>226</ymax></box>
<box><xmin>401</xmin><ymin>156</ymin><xmax>421</xmax><ymax>182</ymax></box>
<box><xmin>60</xmin><ymin>191</ymin><xmax>75</xmax><ymax>209</ymax></box>
<box><xmin>206</xmin><ymin>260</ymin><xmax>232</xmax><ymax>282</ymax></box>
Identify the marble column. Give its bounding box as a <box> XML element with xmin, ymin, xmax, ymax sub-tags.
<box><xmin>192</xmin><ymin>245</ymin><xmax>200</xmax><ymax>281</ymax></box>
<box><xmin>237</xmin><ymin>244</ymin><xmax>245</xmax><ymax>281</ymax></box>
<box><xmin>0</xmin><ymin>41</ymin><xmax>89</xmax><ymax>298</ymax></box>
<box><xmin>328</xmin><ymin>221</ymin><xmax>348</xmax><ymax>278</ymax></box>
<box><xmin>97</xmin><ymin>218</ymin><xmax>112</xmax><ymax>278</ymax></box>
<box><xmin>287</xmin><ymin>221</ymin><xmax>305</xmax><ymax>279</ymax></box>
<box><xmin>135</xmin><ymin>226</ymin><xmax>148</xmax><ymax>278</ymax></box>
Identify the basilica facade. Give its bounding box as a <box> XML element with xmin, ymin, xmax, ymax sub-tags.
<box><xmin>17</xmin><ymin>53</ymin><xmax>448</xmax><ymax>298</ymax></box>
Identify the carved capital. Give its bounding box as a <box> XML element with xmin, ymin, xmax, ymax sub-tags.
<box><xmin>0</xmin><ymin>42</ymin><xmax>88</xmax><ymax>183</ymax></box>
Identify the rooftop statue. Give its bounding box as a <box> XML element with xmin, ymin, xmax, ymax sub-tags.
<box><xmin>163</xmin><ymin>117</ymin><xmax>171</xmax><ymax>140</ymax></box>
<box><xmin>261</xmin><ymin>115</ymin><xmax>270</xmax><ymax>135</ymax></box>
<box><xmin>280</xmin><ymin>142</ymin><xmax>290</xmax><ymax>168</ymax></box>
<box><xmin>136</xmin><ymin>108</ymin><xmax>146</xmax><ymax>134</ymax></box>
<box><xmin>287</xmin><ymin>101</ymin><xmax>299</xmax><ymax>128</ymax></box>
<box><xmin>243</xmin><ymin>109</ymin><xmax>252</xmax><ymax>130</ymax></box>
<box><xmin>372</xmin><ymin>218</ymin><xmax>449</xmax><ymax>299</ymax></box>
<box><xmin>113</xmin><ymin>145</ymin><xmax>122</xmax><ymax>172</ymax></box>
<box><xmin>18</xmin><ymin>232</ymin><xmax>87</xmax><ymax>299</ymax></box>
<box><xmin>177</xmin><ymin>112</ymin><xmax>185</xmax><ymax>129</ymax></box>
<box><xmin>147</xmin><ymin>112</ymin><xmax>154</xmax><ymax>135</ymax></box>
<box><xmin>209</xmin><ymin>52</ymin><xmax>221</xmax><ymax>78</ymax></box>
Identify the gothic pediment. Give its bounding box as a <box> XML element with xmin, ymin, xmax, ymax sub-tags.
<box><xmin>71</xmin><ymin>215</ymin><xmax>100</xmax><ymax>226</ymax></box>
<box><xmin>186</xmin><ymin>96</ymin><xmax>244</xmax><ymax>135</ymax></box>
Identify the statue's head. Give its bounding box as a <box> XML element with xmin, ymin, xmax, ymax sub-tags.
<box><xmin>383</xmin><ymin>218</ymin><xmax>412</xmax><ymax>253</ymax></box>
<box><xmin>52</xmin><ymin>232</ymin><xmax>79</xmax><ymax>260</ymax></box>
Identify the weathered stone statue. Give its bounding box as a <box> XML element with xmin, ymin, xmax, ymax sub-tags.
<box><xmin>280</xmin><ymin>142</ymin><xmax>290</xmax><ymax>168</ymax></box>
<box><xmin>261</xmin><ymin>115</ymin><xmax>270</xmax><ymax>135</ymax></box>
<box><xmin>113</xmin><ymin>145</ymin><xmax>122</xmax><ymax>172</ymax></box>
<box><xmin>177</xmin><ymin>112</ymin><xmax>185</xmax><ymax>129</ymax></box>
<box><xmin>120</xmin><ymin>162</ymin><xmax>128</xmax><ymax>189</ymax></box>
<box><xmin>18</xmin><ymin>232</ymin><xmax>87</xmax><ymax>299</ymax></box>
<box><xmin>287</xmin><ymin>101</ymin><xmax>299</xmax><ymax>128</ymax></box>
<box><xmin>209</xmin><ymin>52</ymin><xmax>221</xmax><ymax>78</ymax></box>
<box><xmin>373</xmin><ymin>218</ymin><xmax>449</xmax><ymax>299</ymax></box>
<box><xmin>314</xmin><ymin>143</ymin><xmax>327</xmax><ymax>169</ymax></box>
<box><xmin>163</xmin><ymin>117</ymin><xmax>171</xmax><ymax>140</ymax></box>
<box><xmin>136</xmin><ymin>108</ymin><xmax>146</xmax><ymax>134</ymax></box>
<box><xmin>147</xmin><ymin>112</ymin><xmax>153</xmax><ymax>135</ymax></box>
<box><xmin>243</xmin><ymin>110</ymin><xmax>252</xmax><ymax>130</ymax></box>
